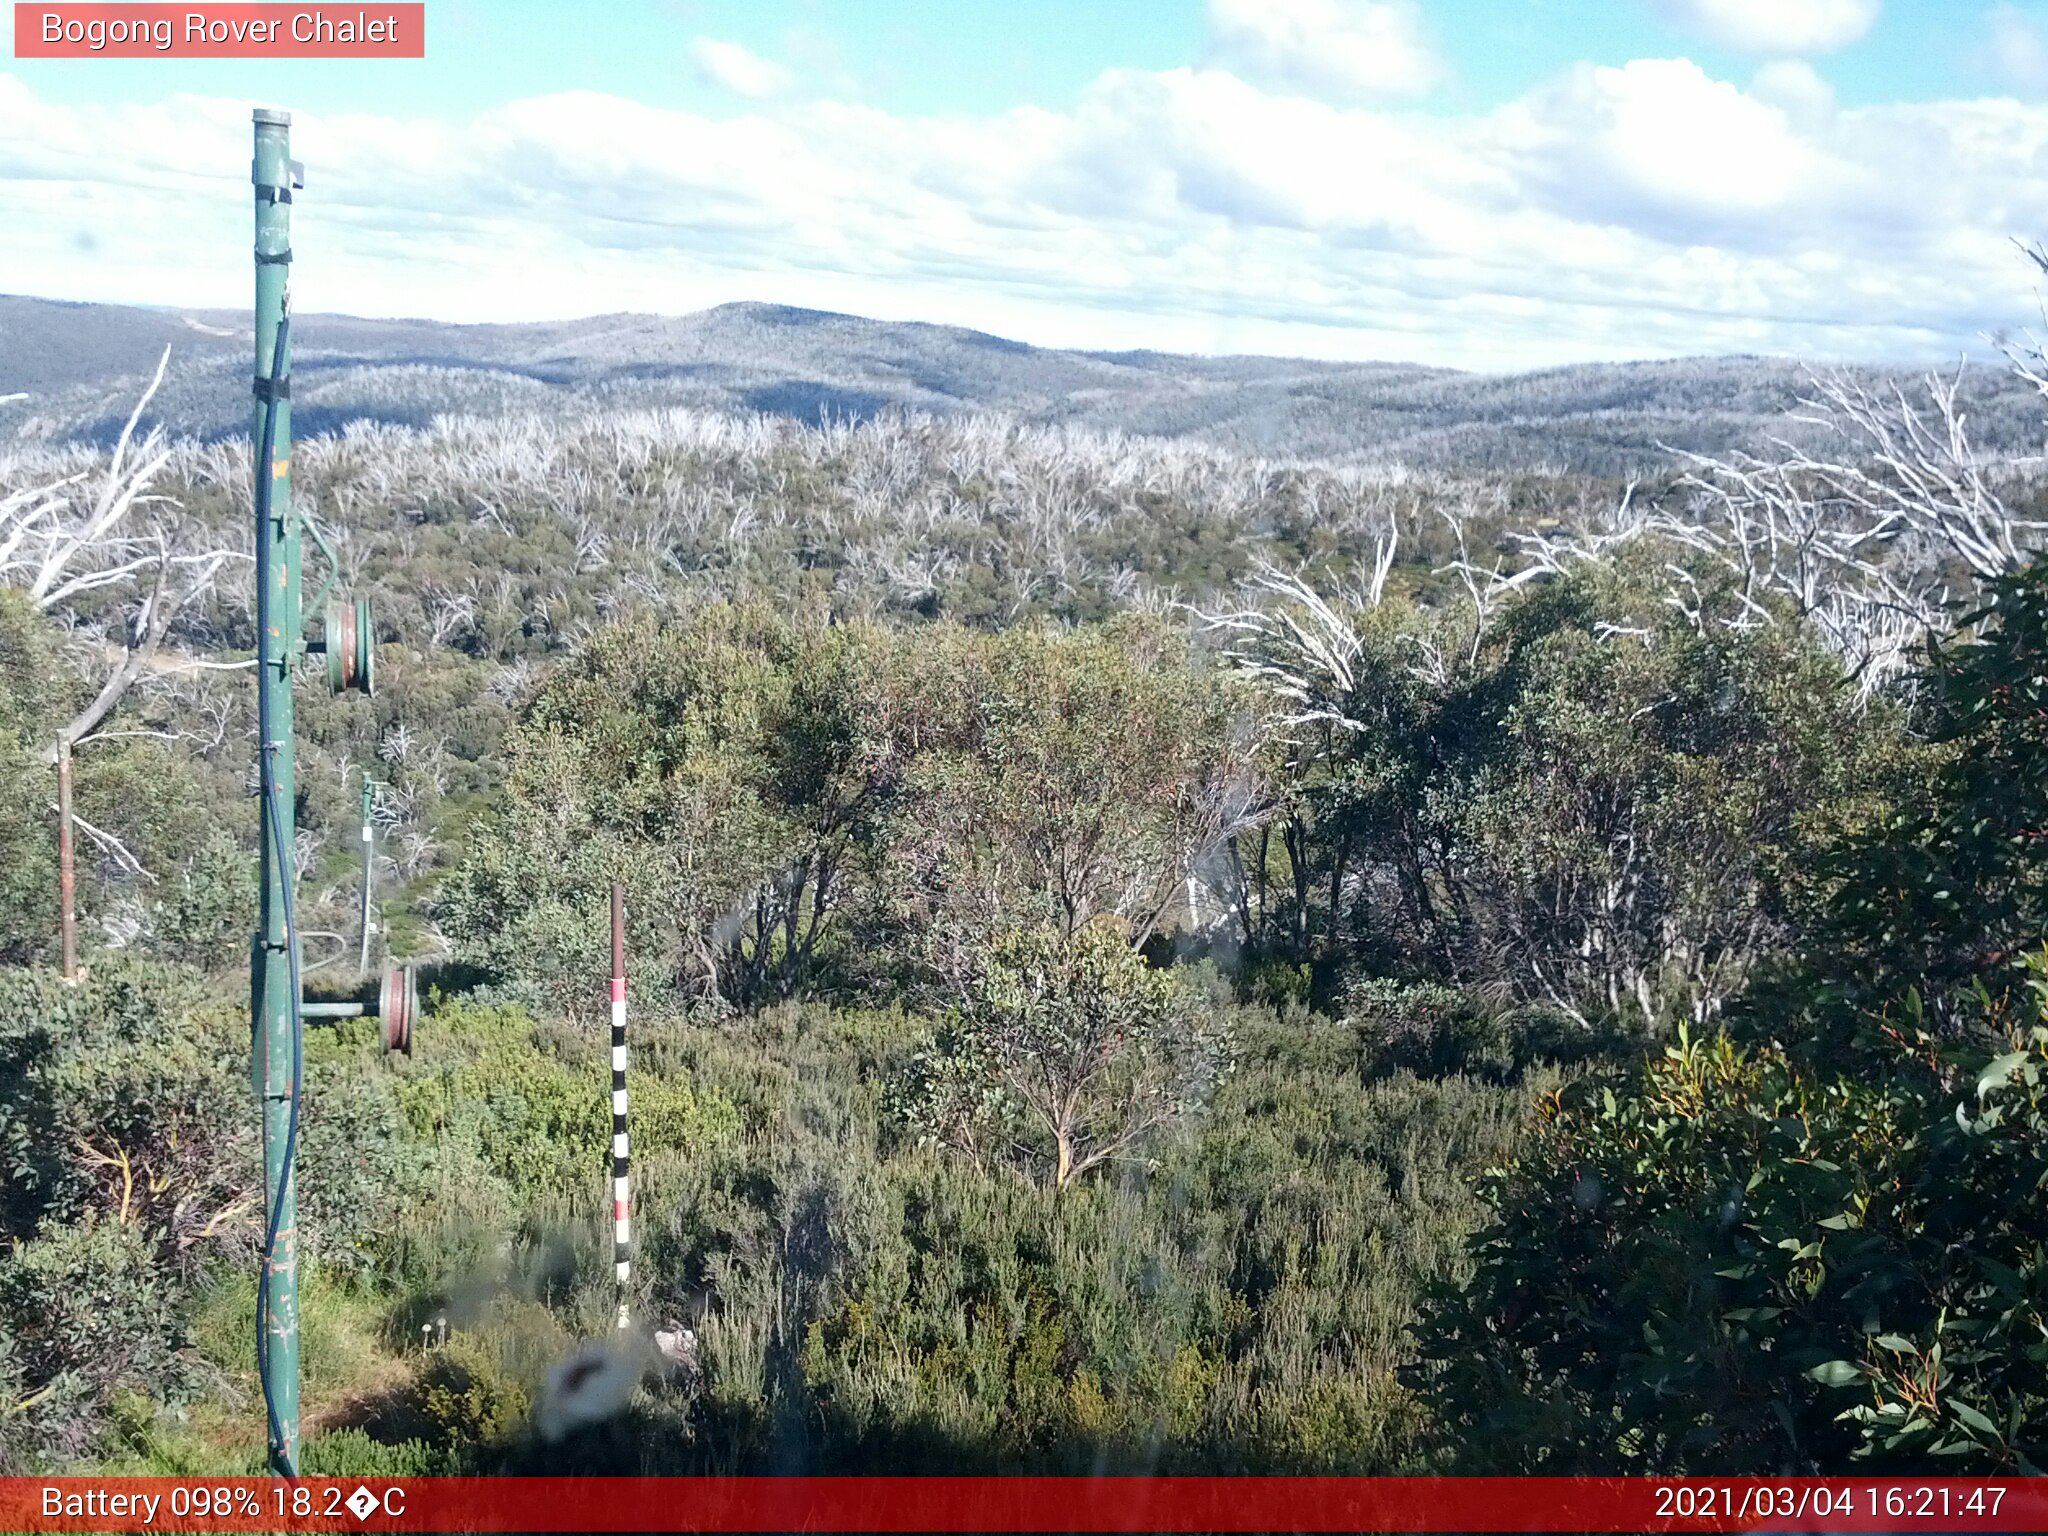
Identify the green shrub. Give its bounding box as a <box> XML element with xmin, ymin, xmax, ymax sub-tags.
<box><xmin>394</xmin><ymin>999</ymin><xmax>737</xmax><ymax>1199</ymax></box>
<box><xmin>0</xmin><ymin>959</ymin><xmax>256</xmax><ymax>1255</ymax></box>
<box><xmin>150</xmin><ymin>830</ymin><xmax>258</xmax><ymax>969</ymax></box>
<box><xmin>1342</xmin><ymin>978</ymin><xmax>1619</xmax><ymax>1082</ymax></box>
<box><xmin>630</xmin><ymin>1001</ymin><xmax>1534</xmax><ymax>1475</ymax></box>
<box><xmin>331</xmin><ymin>1332</ymin><xmax>537</xmax><ymax>1474</ymax></box>
<box><xmin>298</xmin><ymin>1428</ymin><xmax>434</xmax><ymax>1478</ymax></box>
<box><xmin>298</xmin><ymin>1042</ymin><xmax>421</xmax><ymax>1277</ymax></box>
<box><xmin>1343</xmin><ymin>979</ymin><xmax>1512</xmax><ymax>1080</ymax></box>
<box><xmin>0</xmin><ymin>1217</ymin><xmax>187</xmax><ymax>1465</ymax></box>
<box><xmin>1413</xmin><ymin>974</ymin><xmax>2048</xmax><ymax>1473</ymax></box>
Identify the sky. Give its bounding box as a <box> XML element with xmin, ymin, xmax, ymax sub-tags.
<box><xmin>9</xmin><ymin>0</ymin><xmax>2048</xmax><ymax>370</ymax></box>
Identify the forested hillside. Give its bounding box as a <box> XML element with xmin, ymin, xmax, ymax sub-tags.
<box><xmin>9</xmin><ymin>292</ymin><xmax>2046</xmax><ymax>474</ymax></box>
<box><xmin>2</xmin><ymin>324</ymin><xmax>2045</xmax><ymax>1475</ymax></box>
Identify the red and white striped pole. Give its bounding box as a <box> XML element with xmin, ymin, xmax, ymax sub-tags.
<box><xmin>609</xmin><ymin>882</ymin><xmax>630</xmax><ymax>1332</ymax></box>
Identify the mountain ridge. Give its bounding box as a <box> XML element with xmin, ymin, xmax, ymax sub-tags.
<box><xmin>3</xmin><ymin>293</ymin><xmax>2033</xmax><ymax>474</ymax></box>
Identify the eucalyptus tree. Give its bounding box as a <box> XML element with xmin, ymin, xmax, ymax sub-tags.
<box><xmin>894</xmin><ymin>921</ymin><xmax>1233</xmax><ymax>1190</ymax></box>
<box><xmin>1205</xmin><ymin>544</ymin><xmax>1882</xmax><ymax>1032</ymax></box>
<box><xmin>885</xmin><ymin>615</ymin><xmax>1261</xmax><ymax>987</ymax></box>
<box><xmin>441</xmin><ymin>603</ymin><xmax>901</xmax><ymax>1010</ymax></box>
<box><xmin>0</xmin><ymin>353</ymin><xmax>240</xmax><ymax>975</ymax></box>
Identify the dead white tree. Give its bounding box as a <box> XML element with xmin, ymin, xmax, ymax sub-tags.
<box><xmin>1188</xmin><ymin>524</ymin><xmax>1405</xmax><ymax>950</ymax></box>
<box><xmin>0</xmin><ymin>350</ymin><xmax>237</xmax><ymax>978</ymax></box>
<box><xmin>1494</xmin><ymin>367</ymin><xmax>2048</xmax><ymax>698</ymax></box>
<box><xmin>1650</xmin><ymin>367</ymin><xmax>2042</xmax><ymax>688</ymax></box>
<box><xmin>1191</xmin><ymin>505</ymin><xmax>1403</xmax><ymax>754</ymax></box>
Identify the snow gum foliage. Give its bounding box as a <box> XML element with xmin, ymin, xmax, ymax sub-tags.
<box><xmin>1414</xmin><ymin>566</ymin><xmax>2048</xmax><ymax>1474</ymax></box>
<box><xmin>894</xmin><ymin>923</ymin><xmax>1233</xmax><ymax>1189</ymax></box>
<box><xmin>441</xmin><ymin>607</ymin><xmax>1251</xmax><ymax>1011</ymax></box>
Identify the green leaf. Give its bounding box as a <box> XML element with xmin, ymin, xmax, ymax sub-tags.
<box><xmin>1978</xmin><ymin>1052</ymin><xmax>2029</xmax><ymax>1099</ymax></box>
<box><xmin>1807</xmin><ymin>1360</ymin><xmax>1863</xmax><ymax>1388</ymax></box>
<box><xmin>1874</xmin><ymin>1334</ymin><xmax>1916</xmax><ymax>1354</ymax></box>
<box><xmin>1948</xmin><ymin>1400</ymin><xmax>2000</xmax><ymax>1438</ymax></box>
<box><xmin>1979</xmin><ymin>1257</ymin><xmax>2027</xmax><ymax>1296</ymax></box>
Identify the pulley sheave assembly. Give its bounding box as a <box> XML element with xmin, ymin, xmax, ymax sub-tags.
<box><xmin>320</xmin><ymin>595</ymin><xmax>374</xmax><ymax>695</ymax></box>
<box><xmin>299</xmin><ymin>962</ymin><xmax>418</xmax><ymax>1056</ymax></box>
<box><xmin>378</xmin><ymin>963</ymin><xmax>417</xmax><ymax>1056</ymax></box>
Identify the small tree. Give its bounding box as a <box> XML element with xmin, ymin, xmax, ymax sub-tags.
<box><xmin>890</xmin><ymin>617</ymin><xmax>1258</xmax><ymax>981</ymax></box>
<box><xmin>441</xmin><ymin>604</ymin><xmax>902</xmax><ymax>1009</ymax></box>
<box><xmin>1784</xmin><ymin>560</ymin><xmax>2048</xmax><ymax>1033</ymax></box>
<box><xmin>906</xmin><ymin>923</ymin><xmax>1231</xmax><ymax>1189</ymax></box>
<box><xmin>0</xmin><ymin>352</ymin><xmax>235</xmax><ymax>977</ymax></box>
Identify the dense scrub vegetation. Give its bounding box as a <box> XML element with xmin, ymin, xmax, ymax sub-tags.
<box><xmin>1418</xmin><ymin>565</ymin><xmax>2048</xmax><ymax>1469</ymax></box>
<box><xmin>2</xmin><ymin>346</ymin><xmax>2045</xmax><ymax>1475</ymax></box>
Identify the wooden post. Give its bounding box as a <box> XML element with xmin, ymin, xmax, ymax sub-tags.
<box><xmin>55</xmin><ymin>739</ymin><xmax>77</xmax><ymax>982</ymax></box>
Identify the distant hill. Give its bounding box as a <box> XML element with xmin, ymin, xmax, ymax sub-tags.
<box><xmin>2</xmin><ymin>294</ymin><xmax>2037</xmax><ymax>474</ymax></box>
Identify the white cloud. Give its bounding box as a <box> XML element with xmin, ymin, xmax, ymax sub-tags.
<box><xmin>688</xmin><ymin>38</ymin><xmax>793</xmax><ymax>99</ymax></box>
<box><xmin>1501</xmin><ymin>59</ymin><xmax>1826</xmax><ymax>228</ymax></box>
<box><xmin>3</xmin><ymin>52</ymin><xmax>2045</xmax><ymax>373</ymax></box>
<box><xmin>1986</xmin><ymin>4</ymin><xmax>2048</xmax><ymax>94</ymax></box>
<box><xmin>1652</xmin><ymin>0</ymin><xmax>1880</xmax><ymax>55</ymax></box>
<box><xmin>1749</xmin><ymin>59</ymin><xmax>1837</xmax><ymax>124</ymax></box>
<box><xmin>1205</xmin><ymin>0</ymin><xmax>1443</xmax><ymax>103</ymax></box>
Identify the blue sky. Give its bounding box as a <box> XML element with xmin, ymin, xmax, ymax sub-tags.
<box><xmin>9</xmin><ymin>0</ymin><xmax>2048</xmax><ymax>368</ymax></box>
<box><xmin>12</xmin><ymin>2</ymin><xmax>2021</xmax><ymax>120</ymax></box>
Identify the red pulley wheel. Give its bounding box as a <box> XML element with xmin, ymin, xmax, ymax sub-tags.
<box><xmin>379</xmin><ymin>964</ymin><xmax>416</xmax><ymax>1055</ymax></box>
<box><xmin>324</xmin><ymin>596</ymin><xmax>375</xmax><ymax>695</ymax></box>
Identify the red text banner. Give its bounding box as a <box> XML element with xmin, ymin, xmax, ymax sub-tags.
<box><xmin>14</xmin><ymin>4</ymin><xmax>425</xmax><ymax>58</ymax></box>
<box><xmin>3</xmin><ymin>1477</ymin><xmax>2046</xmax><ymax>1533</ymax></box>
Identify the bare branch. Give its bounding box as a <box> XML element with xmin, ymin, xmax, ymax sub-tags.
<box><xmin>49</xmin><ymin>804</ymin><xmax>157</xmax><ymax>884</ymax></box>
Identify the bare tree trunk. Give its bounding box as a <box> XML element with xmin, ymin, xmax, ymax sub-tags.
<box><xmin>55</xmin><ymin>740</ymin><xmax>78</xmax><ymax>982</ymax></box>
<box><xmin>1254</xmin><ymin>825</ymin><xmax>1270</xmax><ymax>934</ymax></box>
<box><xmin>1329</xmin><ymin>825</ymin><xmax>1352</xmax><ymax>943</ymax></box>
<box><xmin>1227</xmin><ymin>839</ymin><xmax>1253</xmax><ymax>948</ymax></box>
<box><xmin>10</xmin><ymin>357</ymin><xmax>230</xmax><ymax>985</ymax></box>
<box><xmin>1284</xmin><ymin>817</ymin><xmax>1311</xmax><ymax>956</ymax></box>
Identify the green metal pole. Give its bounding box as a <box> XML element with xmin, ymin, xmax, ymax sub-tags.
<box><xmin>252</xmin><ymin>105</ymin><xmax>301</xmax><ymax>1478</ymax></box>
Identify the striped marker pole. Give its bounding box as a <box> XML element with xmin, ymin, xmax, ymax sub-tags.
<box><xmin>610</xmin><ymin>882</ymin><xmax>630</xmax><ymax>1332</ymax></box>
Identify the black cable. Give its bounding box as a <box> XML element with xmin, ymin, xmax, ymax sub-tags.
<box><xmin>252</xmin><ymin>310</ymin><xmax>303</xmax><ymax>1477</ymax></box>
